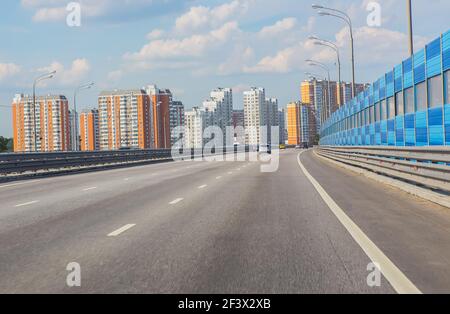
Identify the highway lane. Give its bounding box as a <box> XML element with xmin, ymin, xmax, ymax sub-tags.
<box><xmin>0</xmin><ymin>149</ymin><xmax>448</xmax><ymax>293</ymax></box>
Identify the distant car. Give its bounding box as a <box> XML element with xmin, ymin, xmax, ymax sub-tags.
<box><xmin>279</xmin><ymin>144</ymin><xmax>286</xmax><ymax>150</ymax></box>
<box><xmin>295</xmin><ymin>145</ymin><xmax>302</xmax><ymax>149</ymax></box>
<box><xmin>302</xmin><ymin>142</ymin><xmax>309</xmax><ymax>149</ymax></box>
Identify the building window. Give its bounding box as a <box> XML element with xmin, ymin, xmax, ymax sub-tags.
<box><xmin>388</xmin><ymin>97</ymin><xmax>395</xmax><ymax>119</ymax></box>
<box><xmin>396</xmin><ymin>91</ymin><xmax>404</xmax><ymax>116</ymax></box>
<box><xmin>445</xmin><ymin>70</ymin><xmax>450</xmax><ymax>104</ymax></box>
<box><xmin>428</xmin><ymin>75</ymin><xmax>443</xmax><ymax>108</ymax></box>
<box><xmin>415</xmin><ymin>81</ymin><xmax>427</xmax><ymax>111</ymax></box>
<box><xmin>404</xmin><ymin>87</ymin><xmax>414</xmax><ymax>113</ymax></box>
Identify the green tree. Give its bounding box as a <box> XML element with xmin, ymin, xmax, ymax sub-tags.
<box><xmin>0</xmin><ymin>136</ymin><xmax>13</xmax><ymax>152</ymax></box>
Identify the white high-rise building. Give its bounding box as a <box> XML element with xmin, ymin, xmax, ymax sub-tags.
<box><xmin>243</xmin><ymin>87</ymin><xmax>265</xmax><ymax>146</ymax></box>
<box><xmin>184</xmin><ymin>107</ymin><xmax>213</xmax><ymax>149</ymax></box>
<box><xmin>202</xmin><ymin>88</ymin><xmax>233</xmax><ymax>142</ymax></box>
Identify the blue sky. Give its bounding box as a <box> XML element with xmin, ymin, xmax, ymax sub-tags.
<box><xmin>1</xmin><ymin>0</ymin><xmax>449</xmax><ymax>137</ymax></box>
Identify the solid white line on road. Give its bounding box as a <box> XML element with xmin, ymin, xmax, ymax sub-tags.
<box><xmin>296</xmin><ymin>151</ymin><xmax>422</xmax><ymax>294</ymax></box>
<box><xmin>198</xmin><ymin>185</ymin><xmax>207</xmax><ymax>189</ymax></box>
<box><xmin>169</xmin><ymin>198</ymin><xmax>184</xmax><ymax>205</ymax></box>
<box><xmin>15</xmin><ymin>200</ymin><xmax>39</xmax><ymax>208</ymax></box>
<box><xmin>83</xmin><ymin>187</ymin><xmax>97</xmax><ymax>191</ymax></box>
<box><xmin>108</xmin><ymin>224</ymin><xmax>136</xmax><ymax>237</ymax></box>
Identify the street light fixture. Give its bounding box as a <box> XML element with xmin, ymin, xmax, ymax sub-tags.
<box><xmin>305</xmin><ymin>59</ymin><xmax>332</xmax><ymax>122</ymax></box>
<box><xmin>309</xmin><ymin>36</ymin><xmax>342</xmax><ymax>106</ymax></box>
<box><xmin>32</xmin><ymin>70</ymin><xmax>56</xmax><ymax>152</ymax></box>
<box><xmin>73</xmin><ymin>82</ymin><xmax>94</xmax><ymax>151</ymax></box>
<box><xmin>312</xmin><ymin>4</ymin><xmax>356</xmax><ymax>98</ymax></box>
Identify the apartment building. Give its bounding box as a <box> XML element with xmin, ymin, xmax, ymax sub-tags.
<box><xmin>146</xmin><ymin>85</ymin><xmax>172</xmax><ymax>149</ymax></box>
<box><xmin>286</xmin><ymin>101</ymin><xmax>316</xmax><ymax>146</ymax></box>
<box><xmin>202</xmin><ymin>88</ymin><xmax>233</xmax><ymax>141</ymax></box>
<box><xmin>170</xmin><ymin>100</ymin><xmax>185</xmax><ymax>147</ymax></box>
<box><xmin>79</xmin><ymin>109</ymin><xmax>99</xmax><ymax>151</ymax></box>
<box><xmin>243</xmin><ymin>87</ymin><xmax>265</xmax><ymax>146</ymax></box>
<box><xmin>278</xmin><ymin>109</ymin><xmax>287</xmax><ymax>145</ymax></box>
<box><xmin>98</xmin><ymin>89</ymin><xmax>151</xmax><ymax>150</ymax></box>
<box><xmin>12</xmin><ymin>94</ymin><xmax>70</xmax><ymax>152</ymax></box>
<box><xmin>184</xmin><ymin>107</ymin><xmax>213</xmax><ymax>149</ymax></box>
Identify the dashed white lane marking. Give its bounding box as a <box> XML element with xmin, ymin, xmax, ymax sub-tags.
<box><xmin>198</xmin><ymin>185</ymin><xmax>207</xmax><ymax>189</ymax></box>
<box><xmin>228</xmin><ymin>172</ymin><xmax>233</xmax><ymax>175</ymax></box>
<box><xmin>297</xmin><ymin>151</ymin><xmax>421</xmax><ymax>295</ymax></box>
<box><xmin>15</xmin><ymin>200</ymin><xmax>39</xmax><ymax>208</ymax></box>
<box><xmin>0</xmin><ymin>181</ymin><xmax>40</xmax><ymax>189</ymax></box>
<box><xmin>108</xmin><ymin>224</ymin><xmax>136</xmax><ymax>237</ymax></box>
<box><xmin>169</xmin><ymin>198</ymin><xmax>184</xmax><ymax>205</ymax></box>
<box><xmin>83</xmin><ymin>187</ymin><xmax>97</xmax><ymax>191</ymax></box>
<box><xmin>216</xmin><ymin>176</ymin><xmax>222</xmax><ymax>180</ymax></box>
<box><xmin>124</xmin><ymin>178</ymin><xmax>130</xmax><ymax>181</ymax></box>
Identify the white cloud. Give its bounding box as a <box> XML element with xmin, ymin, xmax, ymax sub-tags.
<box><xmin>0</xmin><ymin>63</ymin><xmax>21</xmax><ymax>81</ymax></box>
<box><xmin>174</xmin><ymin>0</ymin><xmax>251</xmax><ymax>34</ymax></box>
<box><xmin>125</xmin><ymin>22</ymin><xmax>241</xmax><ymax>61</ymax></box>
<box><xmin>38</xmin><ymin>58</ymin><xmax>90</xmax><ymax>85</ymax></box>
<box><xmin>258</xmin><ymin>18</ymin><xmax>297</xmax><ymax>38</ymax></box>
<box><xmin>21</xmin><ymin>0</ymin><xmax>179</xmax><ymax>23</ymax></box>
<box><xmin>32</xmin><ymin>6</ymin><xmax>66</xmax><ymax>22</ymax></box>
<box><xmin>146</xmin><ymin>29</ymin><xmax>165</xmax><ymax>40</ymax></box>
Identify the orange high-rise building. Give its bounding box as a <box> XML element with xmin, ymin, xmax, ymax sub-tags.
<box><xmin>98</xmin><ymin>90</ymin><xmax>152</xmax><ymax>150</ymax></box>
<box><xmin>146</xmin><ymin>85</ymin><xmax>172</xmax><ymax>149</ymax></box>
<box><xmin>12</xmin><ymin>94</ymin><xmax>71</xmax><ymax>152</ymax></box>
<box><xmin>287</xmin><ymin>102</ymin><xmax>301</xmax><ymax>145</ymax></box>
<box><xmin>79</xmin><ymin>109</ymin><xmax>99</xmax><ymax>151</ymax></box>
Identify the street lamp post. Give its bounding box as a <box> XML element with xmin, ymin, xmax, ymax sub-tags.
<box><xmin>309</xmin><ymin>35</ymin><xmax>342</xmax><ymax>106</ymax></box>
<box><xmin>407</xmin><ymin>0</ymin><xmax>414</xmax><ymax>56</ymax></box>
<box><xmin>306</xmin><ymin>59</ymin><xmax>332</xmax><ymax>122</ymax></box>
<box><xmin>312</xmin><ymin>4</ymin><xmax>356</xmax><ymax>98</ymax></box>
<box><xmin>32</xmin><ymin>71</ymin><xmax>56</xmax><ymax>152</ymax></box>
<box><xmin>73</xmin><ymin>82</ymin><xmax>94</xmax><ymax>151</ymax></box>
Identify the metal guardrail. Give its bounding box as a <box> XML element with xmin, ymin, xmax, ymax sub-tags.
<box><xmin>316</xmin><ymin>146</ymin><xmax>450</xmax><ymax>193</ymax></box>
<box><xmin>0</xmin><ymin>146</ymin><xmax>256</xmax><ymax>176</ymax></box>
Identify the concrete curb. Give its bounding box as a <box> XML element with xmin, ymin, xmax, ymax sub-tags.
<box><xmin>313</xmin><ymin>150</ymin><xmax>450</xmax><ymax>209</ymax></box>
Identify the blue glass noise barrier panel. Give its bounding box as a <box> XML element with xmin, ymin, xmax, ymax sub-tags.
<box><xmin>415</xmin><ymin>110</ymin><xmax>428</xmax><ymax>146</ymax></box>
<box><xmin>395</xmin><ymin>116</ymin><xmax>405</xmax><ymax>146</ymax></box>
<box><xmin>428</xmin><ymin>107</ymin><xmax>444</xmax><ymax>146</ymax></box>
<box><xmin>405</xmin><ymin>113</ymin><xmax>415</xmax><ymax>146</ymax></box>
<box><xmin>370</xmin><ymin>124</ymin><xmax>375</xmax><ymax>145</ymax></box>
<box><xmin>375</xmin><ymin>122</ymin><xmax>381</xmax><ymax>145</ymax></box>
<box><xmin>445</xmin><ymin>104</ymin><xmax>450</xmax><ymax>145</ymax></box>
<box><xmin>426</xmin><ymin>38</ymin><xmax>442</xmax><ymax>78</ymax></box>
<box><xmin>387</xmin><ymin>119</ymin><xmax>395</xmax><ymax>146</ymax></box>
<box><xmin>380</xmin><ymin>120</ymin><xmax>388</xmax><ymax>145</ymax></box>
<box><xmin>414</xmin><ymin>49</ymin><xmax>426</xmax><ymax>84</ymax></box>
<box><xmin>386</xmin><ymin>71</ymin><xmax>394</xmax><ymax>98</ymax></box>
<box><xmin>442</xmin><ymin>31</ymin><xmax>450</xmax><ymax>72</ymax></box>
<box><xmin>394</xmin><ymin>64</ymin><xmax>403</xmax><ymax>92</ymax></box>
<box><xmin>403</xmin><ymin>57</ymin><xmax>413</xmax><ymax>89</ymax></box>
<box><xmin>365</xmin><ymin>126</ymin><xmax>370</xmax><ymax>145</ymax></box>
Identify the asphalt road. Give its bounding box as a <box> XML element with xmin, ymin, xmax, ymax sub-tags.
<box><xmin>0</xmin><ymin>149</ymin><xmax>449</xmax><ymax>294</ymax></box>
